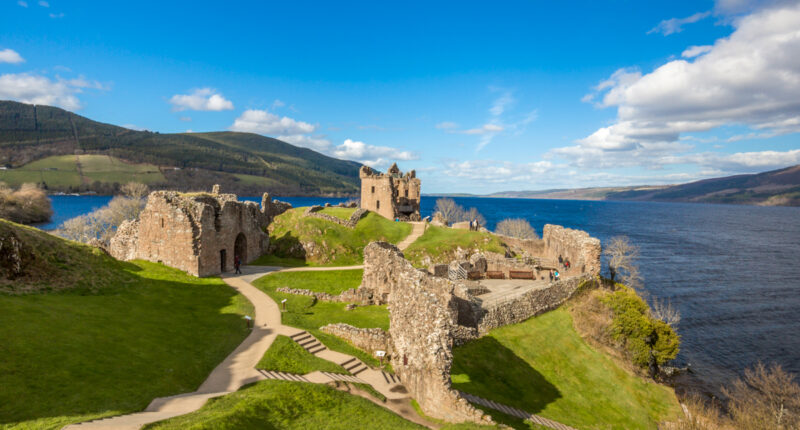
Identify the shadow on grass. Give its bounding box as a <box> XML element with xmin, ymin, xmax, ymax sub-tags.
<box><xmin>451</xmin><ymin>336</ymin><xmax>561</xmax><ymax>414</ymax></box>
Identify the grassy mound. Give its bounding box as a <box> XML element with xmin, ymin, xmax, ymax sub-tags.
<box><xmin>451</xmin><ymin>308</ymin><xmax>681</xmax><ymax>429</ymax></box>
<box><xmin>319</xmin><ymin>207</ymin><xmax>356</xmax><ymax>220</ymax></box>
<box><xmin>253</xmin><ymin>271</ymin><xmax>389</xmax><ymax>368</ymax></box>
<box><xmin>403</xmin><ymin>226</ymin><xmax>508</xmax><ymax>267</ymax></box>
<box><xmin>0</xmin><ymin>219</ymin><xmax>137</xmax><ymax>293</ymax></box>
<box><xmin>252</xmin><ymin>269</ymin><xmax>363</xmax><ymax>295</ymax></box>
<box><xmin>257</xmin><ymin>335</ymin><xmax>347</xmax><ymax>375</ymax></box>
<box><xmin>0</xmin><ymin>258</ymin><xmax>252</xmax><ymax>429</ymax></box>
<box><xmin>145</xmin><ymin>380</ymin><xmax>423</xmax><ymax>430</ymax></box>
<box><xmin>254</xmin><ymin>208</ymin><xmax>412</xmax><ymax>267</ymax></box>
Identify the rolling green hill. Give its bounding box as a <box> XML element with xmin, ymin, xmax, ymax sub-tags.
<box><xmin>0</xmin><ymin>100</ymin><xmax>361</xmax><ymax>196</ymax></box>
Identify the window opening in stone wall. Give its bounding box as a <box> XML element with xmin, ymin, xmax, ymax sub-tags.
<box><xmin>220</xmin><ymin>249</ymin><xmax>227</xmax><ymax>272</ymax></box>
<box><xmin>161</xmin><ymin>218</ymin><xmax>165</xmax><ymax>228</ymax></box>
<box><xmin>371</xmin><ymin>186</ymin><xmax>375</xmax><ymax>193</ymax></box>
<box><xmin>376</xmin><ymin>200</ymin><xmax>380</xmax><ymax>209</ymax></box>
<box><xmin>405</xmin><ymin>189</ymin><xmax>408</xmax><ymax>198</ymax></box>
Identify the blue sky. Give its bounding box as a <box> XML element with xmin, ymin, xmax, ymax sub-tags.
<box><xmin>1</xmin><ymin>0</ymin><xmax>799</xmax><ymax>193</ymax></box>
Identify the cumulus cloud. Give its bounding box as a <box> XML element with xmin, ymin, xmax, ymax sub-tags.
<box><xmin>0</xmin><ymin>49</ymin><xmax>24</xmax><ymax>64</ymax></box>
<box><xmin>562</xmin><ymin>3</ymin><xmax>800</xmax><ymax>172</ymax></box>
<box><xmin>648</xmin><ymin>11</ymin><xmax>711</xmax><ymax>35</ymax></box>
<box><xmin>443</xmin><ymin>159</ymin><xmax>555</xmax><ymax>183</ymax></box>
<box><xmin>230</xmin><ymin>109</ymin><xmax>316</xmax><ymax>135</ymax></box>
<box><xmin>332</xmin><ymin>138</ymin><xmax>418</xmax><ymax>167</ymax></box>
<box><xmin>0</xmin><ymin>73</ymin><xmax>104</xmax><ymax>110</ymax></box>
<box><xmin>681</xmin><ymin>45</ymin><xmax>713</xmax><ymax>58</ymax></box>
<box><xmin>277</xmin><ymin>134</ymin><xmax>332</xmax><ymax>152</ymax></box>
<box><xmin>169</xmin><ymin>88</ymin><xmax>234</xmax><ymax>111</ymax></box>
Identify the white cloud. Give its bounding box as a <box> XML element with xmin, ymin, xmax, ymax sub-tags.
<box><xmin>0</xmin><ymin>72</ymin><xmax>105</xmax><ymax>110</ymax></box>
<box><xmin>49</xmin><ymin>12</ymin><xmax>64</xmax><ymax>18</ymax></box>
<box><xmin>332</xmin><ymin>139</ymin><xmax>418</xmax><ymax>166</ymax></box>
<box><xmin>271</xmin><ymin>99</ymin><xmax>285</xmax><ymax>109</ymax></box>
<box><xmin>17</xmin><ymin>1</ymin><xmax>27</xmax><ymax>7</ymax></box>
<box><xmin>648</xmin><ymin>11</ymin><xmax>711</xmax><ymax>36</ymax></box>
<box><xmin>169</xmin><ymin>88</ymin><xmax>234</xmax><ymax>111</ymax></box>
<box><xmin>489</xmin><ymin>91</ymin><xmax>514</xmax><ymax>116</ymax></box>
<box><xmin>443</xmin><ymin>159</ymin><xmax>555</xmax><ymax>183</ymax></box>
<box><xmin>563</xmin><ymin>3</ymin><xmax>800</xmax><ymax>172</ymax></box>
<box><xmin>230</xmin><ymin>109</ymin><xmax>316</xmax><ymax>135</ymax></box>
<box><xmin>0</xmin><ymin>49</ymin><xmax>24</xmax><ymax>64</ymax></box>
<box><xmin>38</xmin><ymin>0</ymin><xmax>48</xmax><ymax>7</ymax></box>
<box><xmin>463</xmin><ymin>123</ymin><xmax>504</xmax><ymax>135</ymax></box>
<box><xmin>277</xmin><ymin>134</ymin><xmax>332</xmax><ymax>152</ymax></box>
<box><xmin>681</xmin><ymin>45</ymin><xmax>713</xmax><ymax>58</ymax></box>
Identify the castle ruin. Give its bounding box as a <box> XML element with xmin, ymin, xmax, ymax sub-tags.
<box><xmin>360</xmin><ymin>163</ymin><xmax>421</xmax><ymax>221</ymax></box>
<box><xmin>110</xmin><ymin>187</ymin><xmax>290</xmax><ymax>277</ymax></box>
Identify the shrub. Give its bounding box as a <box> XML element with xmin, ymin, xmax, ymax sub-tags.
<box><xmin>56</xmin><ymin>183</ymin><xmax>148</xmax><ymax>246</ymax></box>
<box><xmin>602</xmin><ymin>287</ymin><xmax>680</xmax><ymax>371</ymax></box>
<box><xmin>0</xmin><ymin>182</ymin><xmax>52</xmax><ymax>224</ymax></box>
<box><xmin>495</xmin><ymin>218</ymin><xmax>538</xmax><ymax>239</ymax></box>
<box><xmin>724</xmin><ymin>362</ymin><xmax>800</xmax><ymax>430</ymax></box>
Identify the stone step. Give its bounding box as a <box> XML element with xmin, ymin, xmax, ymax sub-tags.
<box><xmin>298</xmin><ymin>338</ymin><xmax>317</xmax><ymax>347</ymax></box>
<box><xmin>293</xmin><ymin>334</ymin><xmax>312</xmax><ymax>343</ymax></box>
<box><xmin>381</xmin><ymin>371</ymin><xmax>400</xmax><ymax>384</ymax></box>
<box><xmin>289</xmin><ymin>331</ymin><xmax>308</xmax><ymax>339</ymax></box>
<box><xmin>307</xmin><ymin>344</ymin><xmax>326</xmax><ymax>354</ymax></box>
<box><xmin>340</xmin><ymin>357</ymin><xmax>357</xmax><ymax>367</ymax></box>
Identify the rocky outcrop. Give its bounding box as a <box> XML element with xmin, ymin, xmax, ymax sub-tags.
<box><xmin>0</xmin><ymin>227</ymin><xmax>31</xmax><ymax>280</ymax></box>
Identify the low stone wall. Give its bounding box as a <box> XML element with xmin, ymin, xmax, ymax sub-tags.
<box><xmin>304</xmin><ymin>206</ymin><xmax>368</xmax><ymax>229</ymax></box>
<box><xmin>275</xmin><ymin>286</ymin><xmax>369</xmax><ymax>303</ymax></box>
<box><xmin>320</xmin><ymin>323</ymin><xmax>393</xmax><ymax>357</ymax></box>
<box><xmin>542</xmin><ymin>224</ymin><xmax>601</xmax><ymax>275</ymax></box>
<box><xmin>485</xmin><ymin>257</ymin><xmax>544</xmax><ymax>279</ymax></box>
<box><xmin>477</xmin><ymin>275</ymin><xmax>591</xmax><ymax>335</ymax></box>
<box><xmin>494</xmin><ymin>233</ymin><xmax>545</xmax><ymax>256</ymax></box>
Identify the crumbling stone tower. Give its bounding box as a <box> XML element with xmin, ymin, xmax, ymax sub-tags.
<box><xmin>359</xmin><ymin>163</ymin><xmax>421</xmax><ymax>221</ymax></box>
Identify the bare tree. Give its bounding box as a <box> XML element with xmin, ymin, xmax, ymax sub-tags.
<box><xmin>434</xmin><ymin>198</ymin><xmax>463</xmax><ymax>225</ymax></box>
<box><xmin>55</xmin><ymin>183</ymin><xmax>148</xmax><ymax>246</ymax></box>
<box><xmin>0</xmin><ymin>182</ymin><xmax>53</xmax><ymax>224</ymax></box>
<box><xmin>651</xmin><ymin>297</ymin><xmax>681</xmax><ymax>326</ymax></box>
<box><xmin>604</xmin><ymin>235</ymin><xmax>642</xmax><ymax>288</ymax></box>
<box><xmin>463</xmin><ymin>207</ymin><xmax>486</xmax><ymax>227</ymax></box>
<box><xmin>496</xmin><ymin>218</ymin><xmax>538</xmax><ymax>239</ymax></box>
<box><xmin>723</xmin><ymin>362</ymin><xmax>800</xmax><ymax>430</ymax></box>
<box><xmin>120</xmin><ymin>182</ymin><xmax>149</xmax><ymax>199</ymax></box>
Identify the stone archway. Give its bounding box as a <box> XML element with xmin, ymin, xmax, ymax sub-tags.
<box><xmin>234</xmin><ymin>233</ymin><xmax>247</xmax><ymax>264</ymax></box>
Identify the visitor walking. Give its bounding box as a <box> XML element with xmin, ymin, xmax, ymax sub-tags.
<box><xmin>554</xmin><ymin>269</ymin><xmax>560</xmax><ymax>281</ymax></box>
<box><xmin>549</xmin><ymin>270</ymin><xmax>554</xmax><ymax>282</ymax></box>
<box><xmin>234</xmin><ymin>255</ymin><xmax>242</xmax><ymax>274</ymax></box>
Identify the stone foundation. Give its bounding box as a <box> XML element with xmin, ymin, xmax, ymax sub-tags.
<box><xmin>320</xmin><ymin>323</ymin><xmax>393</xmax><ymax>358</ymax></box>
<box><xmin>542</xmin><ymin>224</ymin><xmax>602</xmax><ymax>275</ymax></box>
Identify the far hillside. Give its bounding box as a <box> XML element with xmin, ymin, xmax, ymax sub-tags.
<box><xmin>0</xmin><ymin>100</ymin><xmax>361</xmax><ymax>196</ymax></box>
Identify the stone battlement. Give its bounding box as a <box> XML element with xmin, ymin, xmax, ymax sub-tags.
<box><xmin>360</xmin><ymin>163</ymin><xmax>421</xmax><ymax>221</ymax></box>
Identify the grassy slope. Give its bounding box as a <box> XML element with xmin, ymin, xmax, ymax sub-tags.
<box><xmin>145</xmin><ymin>380</ymin><xmax>423</xmax><ymax>430</ymax></box>
<box><xmin>254</xmin><ymin>208</ymin><xmax>412</xmax><ymax>266</ymax></box>
<box><xmin>0</xmin><ymin>154</ymin><xmax>166</xmax><ymax>189</ymax></box>
<box><xmin>257</xmin><ymin>335</ymin><xmax>347</xmax><ymax>375</ymax></box>
<box><xmin>252</xmin><ymin>271</ymin><xmax>388</xmax><ymax>368</ymax></box>
<box><xmin>0</xmin><ymin>261</ymin><xmax>252</xmax><ymax>429</ymax></box>
<box><xmin>319</xmin><ymin>207</ymin><xmax>355</xmax><ymax>220</ymax></box>
<box><xmin>451</xmin><ymin>308</ymin><xmax>681</xmax><ymax>430</ymax></box>
<box><xmin>403</xmin><ymin>226</ymin><xmax>507</xmax><ymax>267</ymax></box>
<box><xmin>252</xmin><ymin>269</ymin><xmax>363</xmax><ymax>295</ymax></box>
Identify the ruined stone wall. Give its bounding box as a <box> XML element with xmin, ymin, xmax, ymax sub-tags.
<box><xmin>477</xmin><ymin>275</ymin><xmax>591</xmax><ymax>335</ymax></box>
<box><xmin>359</xmin><ymin>164</ymin><xmax>421</xmax><ymax>220</ymax></box>
<box><xmin>110</xmin><ymin>188</ymin><xmax>272</xmax><ymax>277</ymax></box>
<box><xmin>495</xmin><ymin>234</ymin><xmax>546</xmax><ymax>256</ymax></box>
<box><xmin>261</xmin><ymin>192</ymin><xmax>292</xmax><ymax>224</ymax></box>
<box><xmin>304</xmin><ymin>206</ymin><xmax>368</xmax><ymax>228</ymax></box>
<box><xmin>542</xmin><ymin>224</ymin><xmax>602</xmax><ymax>275</ymax></box>
<box><xmin>364</xmin><ymin>242</ymin><xmax>490</xmax><ymax>424</ymax></box>
<box><xmin>485</xmin><ymin>257</ymin><xmax>545</xmax><ymax>279</ymax></box>
<box><xmin>320</xmin><ymin>323</ymin><xmax>393</xmax><ymax>357</ymax></box>
<box><xmin>360</xmin><ymin>170</ymin><xmax>396</xmax><ymax>220</ymax></box>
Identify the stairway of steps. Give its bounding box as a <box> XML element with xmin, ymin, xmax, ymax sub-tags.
<box><xmin>321</xmin><ymin>372</ymin><xmax>367</xmax><ymax>384</ymax></box>
<box><xmin>258</xmin><ymin>369</ymin><xmax>310</xmax><ymax>382</ymax></box>
<box><xmin>339</xmin><ymin>357</ymin><xmax>369</xmax><ymax>376</ymax></box>
<box><xmin>289</xmin><ymin>331</ymin><xmax>327</xmax><ymax>355</ymax></box>
<box><xmin>380</xmin><ymin>370</ymin><xmax>401</xmax><ymax>384</ymax></box>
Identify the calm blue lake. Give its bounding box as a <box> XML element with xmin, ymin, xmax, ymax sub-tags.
<box><xmin>41</xmin><ymin>195</ymin><xmax>800</xmax><ymax>396</ymax></box>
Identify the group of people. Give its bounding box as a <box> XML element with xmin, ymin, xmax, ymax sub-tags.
<box><xmin>469</xmin><ymin>219</ymin><xmax>481</xmax><ymax>231</ymax></box>
<box><xmin>549</xmin><ymin>269</ymin><xmax>560</xmax><ymax>282</ymax></box>
<box><xmin>558</xmin><ymin>254</ymin><xmax>571</xmax><ymax>270</ymax></box>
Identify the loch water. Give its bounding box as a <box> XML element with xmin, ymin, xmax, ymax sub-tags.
<box><xmin>42</xmin><ymin>195</ymin><xmax>800</xmax><ymax>396</ymax></box>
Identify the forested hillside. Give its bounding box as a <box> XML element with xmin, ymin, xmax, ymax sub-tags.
<box><xmin>0</xmin><ymin>101</ymin><xmax>361</xmax><ymax>196</ymax></box>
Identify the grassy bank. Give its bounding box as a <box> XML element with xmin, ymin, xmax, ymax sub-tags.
<box><xmin>0</xmin><ymin>260</ymin><xmax>252</xmax><ymax>429</ymax></box>
<box><xmin>451</xmin><ymin>308</ymin><xmax>681</xmax><ymax>429</ymax></box>
<box><xmin>257</xmin><ymin>335</ymin><xmax>347</xmax><ymax>375</ymax></box>
<box><xmin>403</xmin><ymin>225</ymin><xmax>507</xmax><ymax>267</ymax></box>
<box><xmin>145</xmin><ymin>380</ymin><xmax>424</xmax><ymax>430</ymax></box>
<box><xmin>255</xmin><ymin>208</ymin><xmax>411</xmax><ymax>266</ymax></box>
<box><xmin>252</xmin><ymin>270</ymin><xmax>388</xmax><ymax>368</ymax></box>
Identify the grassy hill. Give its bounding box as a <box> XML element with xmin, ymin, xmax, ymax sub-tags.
<box><xmin>0</xmin><ymin>100</ymin><xmax>361</xmax><ymax>196</ymax></box>
<box><xmin>0</xmin><ymin>220</ymin><xmax>252</xmax><ymax>429</ymax></box>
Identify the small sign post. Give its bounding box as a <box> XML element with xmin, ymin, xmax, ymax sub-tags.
<box><xmin>376</xmin><ymin>350</ymin><xmax>386</xmax><ymax>366</ymax></box>
<box><xmin>281</xmin><ymin>298</ymin><xmax>287</xmax><ymax>311</ymax></box>
<box><xmin>244</xmin><ymin>315</ymin><xmax>252</xmax><ymax>329</ymax></box>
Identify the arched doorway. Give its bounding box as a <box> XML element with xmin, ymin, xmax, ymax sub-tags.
<box><xmin>234</xmin><ymin>233</ymin><xmax>247</xmax><ymax>264</ymax></box>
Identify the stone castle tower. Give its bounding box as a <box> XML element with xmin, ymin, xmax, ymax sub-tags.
<box><xmin>359</xmin><ymin>163</ymin><xmax>421</xmax><ymax>221</ymax></box>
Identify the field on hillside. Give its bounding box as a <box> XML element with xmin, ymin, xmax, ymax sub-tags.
<box><xmin>451</xmin><ymin>308</ymin><xmax>681</xmax><ymax>429</ymax></box>
<box><xmin>403</xmin><ymin>225</ymin><xmax>508</xmax><ymax>267</ymax></box>
<box><xmin>0</xmin><ymin>257</ymin><xmax>252</xmax><ymax>429</ymax></box>
<box><xmin>0</xmin><ymin>154</ymin><xmax>166</xmax><ymax>189</ymax></box>
<box><xmin>254</xmin><ymin>208</ymin><xmax>412</xmax><ymax>266</ymax></box>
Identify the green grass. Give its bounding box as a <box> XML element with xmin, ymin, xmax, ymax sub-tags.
<box><xmin>0</xmin><ymin>154</ymin><xmax>166</xmax><ymax>189</ymax></box>
<box><xmin>145</xmin><ymin>380</ymin><xmax>424</xmax><ymax>430</ymax></box>
<box><xmin>263</xmin><ymin>208</ymin><xmax>412</xmax><ymax>266</ymax></box>
<box><xmin>252</xmin><ymin>271</ymin><xmax>389</xmax><ymax>368</ymax></box>
<box><xmin>252</xmin><ymin>269</ymin><xmax>363</xmax><ymax>295</ymax></box>
<box><xmin>403</xmin><ymin>226</ymin><xmax>508</xmax><ymax>267</ymax></box>
<box><xmin>257</xmin><ymin>335</ymin><xmax>347</xmax><ymax>375</ymax></box>
<box><xmin>249</xmin><ymin>254</ymin><xmax>312</xmax><ymax>267</ymax></box>
<box><xmin>451</xmin><ymin>308</ymin><xmax>681</xmax><ymax>430</ymax></box>
<box><xmin>0</xmin><ymin>260</ymin><xmax>252</xmax><ymax>430</ymax></box>
<box><xmin>318</xmin><ymin>207</ymin><xmax>356</xmax><ymax>220</ymax></box>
